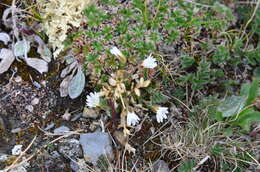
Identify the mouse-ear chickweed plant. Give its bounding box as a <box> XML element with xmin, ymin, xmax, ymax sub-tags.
<box><xmin>84</xmin><ymin>46</ymin><xmax>169</xmax><ymax>136</ymax></box>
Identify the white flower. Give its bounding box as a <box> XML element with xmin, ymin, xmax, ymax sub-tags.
<box><xmin>86</xmin><ymin>92</ymin><xmax>100</xmax><ymax>108</ymax></box>
<box><xmin>142</xmin><ymin>54</ymin><xmax>157</xmax><ymax>69</ymax></box>
<box><xmin>12</xmin><ymin>145</ymin><xmax>23</xmax><ymax>155</ymax></box>
<box><xmin>110</xmin><ymin>46</ymin><xmax>124</xmax><ymax>58</ymax></box>
<box><xmin>156</xmin><ymin>107</ymin><xmax>168</xmax><ymax>123</ymax></box>
<box><xmin>127</xmin><ymin>111</ymin><xmax>140</xmax><ymax>126</ymax></box>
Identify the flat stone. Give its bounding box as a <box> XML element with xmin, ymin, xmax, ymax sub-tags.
<box><xmin>53</xmin><ymin>126</ymin><xmax>70</xmax><ymax>134</ymax></box>
<box><xmin>152</xmin><ymin>160</ymin><xmax>170</xmax><ymax>172</ymax></box>
<box><xmin>79</xmin><ymin>132</ymin><xmax>114</xmax><ymax>164</ymax></box>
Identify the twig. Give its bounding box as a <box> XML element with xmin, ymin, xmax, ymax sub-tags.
<box><xmin>168</xmin><ymin>95</ymin><xmax>192</xmax><ymax>112</ymax></box>
<box><xmin>240</xmin><ymin>0</ymin><xmax>260</xmax><ymax>39</ymax></box>
<box><xmin>193</xmin><ymin>155</ymin><xmax>210</xmax><ymax>170</ymax></box>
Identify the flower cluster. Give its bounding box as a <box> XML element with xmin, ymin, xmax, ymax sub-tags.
<box><xmin>85</xmin><ymin>46</ymin><xmax>169</xmax><ymax>135</ymax></box>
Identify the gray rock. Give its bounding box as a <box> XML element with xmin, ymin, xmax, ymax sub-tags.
<box><xmin>53</xmin><ymin>126</ymin><xmax>70</xmax><ymax>134</ymax></box>
<box><xmin>152</xmin><ymin>160</ymin><xmax>170</xmax><ymax>172</ymax></box>
<box><xmin>58</xmin><ymin>139</ymin><xmax>83</xmax><ymax>160</ymax></box>
<box><xmin>79</xmin><ymin>132</ymin><xmax>114</xmax><ymax>164</ymax></box>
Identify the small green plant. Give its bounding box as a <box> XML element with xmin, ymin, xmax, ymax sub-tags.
<box><xmin>216</xmin><ymin>79</ymin><xmax>260</xmax><ymax>131</ymax></box>
<box><xmin>178</xmin><ymin>160</ymin><xmax>196</xmax><ymax>172</ymax></box>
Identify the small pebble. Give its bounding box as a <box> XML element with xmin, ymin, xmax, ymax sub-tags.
<box><xmin>11</xmin><ymin>128</ymin><xmax>22</xmax><ymax>133</ymax></box>
<box><xmin>14</xmin><ymin>76</ymin><xmax>22</xmax><ymax>83</ymax></box>
<box><xmin>31</xmin><ymin>98</ymin><xmax>40</xmax><ymax>105</ymax></box>
<box><xmin>54</xmin><ymin>126</ymin><xmax>70</xmax><ymax>134</ymax></box>
<box><xmin>25</xmin><ymin>105</ymin><xmax>34</xmax><ymax>112</ymax></box>
<box><xmin>32</xmin><ymin>81</ymin><xmax>41</xmax><ymax>88</ymax></box>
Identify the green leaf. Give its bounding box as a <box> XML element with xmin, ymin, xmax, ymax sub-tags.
<box><xmin>245</xmin><ymin>79</ymin><xmax>259</xmax><ymax>106</ymax></box>
<box><xmin>240</xmin><ymin>83</ymin><xmax>251</xmax><ymax>97</ymax></box>
<box><xmin>181</xmin><ymin>57</ymin><xmax>195</xmax><ymax>68</ymax></box>
<box><xmin>150</xmin><ymin>91</ymin><xmax>168</xmax><ymax>104</ymax></box>
<box><xmin>211</xmin><ymin>144</ymin><xmax>225</xmax><ymax>157</ymax></box>
<box><xmin>14</xmin><ymin>40</ymin><xmax>30</xmax><ymax>56</ymax></box>
<box><xmin>215</xmin><ymin>111</ymin><xmax>223</xmax><ymax>121</ymax></box>
<box><xmin>212</xmin><ymin>45</ymin><xmax>230</xmax><ymax>63</ymax></box>
<box><xmin>223</xmin><ymin>127</ymin><xmax>233</xmax><ymax>137</ymax></box>
<box><xmin>68</xmin><ymin>67</ymin><xmax>85</xmax><ymax>99</ymax></box>
<box><xmin>253</xmin><ymin>67</ymin><xmax>260</xmax><ymax>78</ymax></box>
<box><xmin>234</xmin><ymin>110</ymin><xmax>260</xmax><ymax>131</ymax></box>
<box><xmin>178</xmin><ymin>160</ymin><xmax>196</xmax><ymax>172</ymax></box>
<box><xmin>217</xmin><ymin>96</ymin><xmax>247</xmax><ymax>117</ymax></box>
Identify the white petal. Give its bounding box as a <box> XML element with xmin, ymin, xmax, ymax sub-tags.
<box><xmin>110</xmin><ymin>46</ymin><xmax>123</xmax><ymax>57</ymax></box>
<box><xmin>127</xmin><ymin>112</ymin><xmax>140</xmax><ymax>126</ymax></box>
<box><xmin>142</xmin><ymin>55</ymin><xmax>157</xmax><ymax>69</ymax></box>
<box><xmin>156</xmin><ymin>107</ymin><xmax>169</xmax><ymax>123</ymax></box>
<box><xmin>86</xmin><ymin>92</ymin><xmax>100</xmax><ymax>108</ymax></box>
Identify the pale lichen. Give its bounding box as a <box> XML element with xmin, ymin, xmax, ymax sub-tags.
<box><xmin>38</xmin><ymin>0</ymin><xmax>90</xmax><ymax>57</ymax></box>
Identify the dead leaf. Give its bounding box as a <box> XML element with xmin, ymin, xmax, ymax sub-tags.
<box><xmin>60</xmin><ymin>73</ymin><xmax>74</xmax><ymax>97</ymax></box>
<box><xmin>125</xmin><ymin>143</ymin><xmax>136</xmax><ymax>154</ymax></box>
<box><xmin>134</xmin><ymin>88</ymin><xmax>141</xmax><ymax>96</ymax></box>
<box><xmin>68</xmin><ymin>67</ymin><xmax>85</xmax><ymax>99</ymax></box>
<box><xmin>3</xmin><ymin>6</ymin><xmax>20</xmax><ymax>39</ymax></box>
<box><xmin>0</xmin><ymin>32</ymin><xmax>10</xmax><ymax>45</ymax></box>
<box><xmin>13</xmin><ymin>40</ymin><xmax>30</xmax><ymax>57</ymax></box>
<box><xmin>25</xmin><ymin>58</ymin><xmax>48</xmax><ymax>74</ymax></box>
<box><xmin>35</xmin><ymin>35</ymin><xmax>52</xmax><ymax>62</ymax></box>
<box><xmin>114</xmin><ymin>131</ymin><xmax>127</xmax><ymax>145</ymax></box>
<box><xmin>0</xmin><ymin>48</ymin><xmax>15</xmax><ymax>74</ymax></box>
<box><xmin>60</xmin><ymin>61</ymin><xmax>77</xmax><ymax>78</ymax></box>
